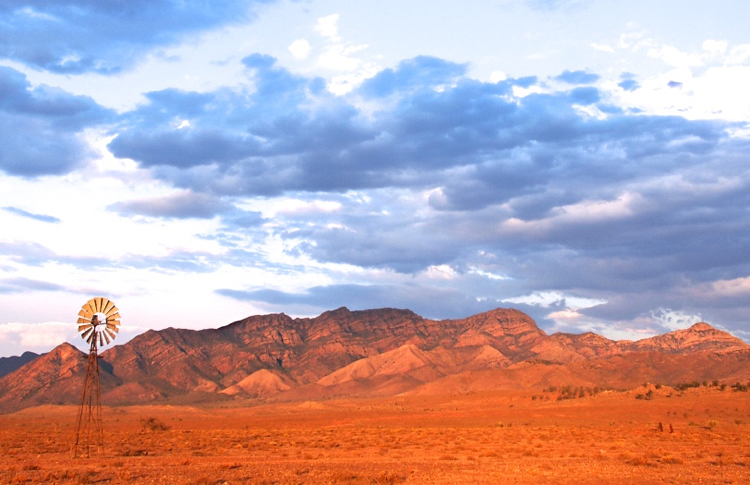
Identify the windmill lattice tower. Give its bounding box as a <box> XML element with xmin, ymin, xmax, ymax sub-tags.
<box><xmin>73</xmin><ymin>297</ymin><xmax>121</xmax><ymax>458</ymax></box>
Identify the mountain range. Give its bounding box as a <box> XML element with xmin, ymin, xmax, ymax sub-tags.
<box><xmin>1</xmin><ymin>307</ymin><xmax>748</xmax><ymax>413</ymax></box>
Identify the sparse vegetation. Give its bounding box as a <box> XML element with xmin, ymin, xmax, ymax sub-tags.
<box><xmin>552</xmin><ymin>385</ymin><xmax>606</xmax><ymax>401</ymax></box>
<box><xmin>1</xmin><ymin>388</ymin><xmax>749</xmax><ymax>484</ymax></box>
<box><xmin>675</xmin><ymin>381</ymin><xmax>702</xmax><ymax>391</ymax></box>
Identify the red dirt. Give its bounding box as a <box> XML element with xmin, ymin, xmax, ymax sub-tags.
<box><xmin>1</xmin><ymin>386</ymin><xmax>748</xmax><ymax>484</ymax></box>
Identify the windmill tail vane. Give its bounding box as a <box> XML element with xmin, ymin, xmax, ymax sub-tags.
<box><xmin>73</xmin><ymin>297</ymin><xmax>121</xmax><ymax>458</ymax></box>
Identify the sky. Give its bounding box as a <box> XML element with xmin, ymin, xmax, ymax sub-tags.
<box><xmin>1</xmin><ymin>0</ymin><xmax>750</xmax><ymax>357</ymax></box>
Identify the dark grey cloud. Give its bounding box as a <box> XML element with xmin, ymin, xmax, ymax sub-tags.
<box><xmin>0</xmin><ymin>1</ymin><xmax>274</xmax><ymax>74</ymax></box>
<box><xmin>0</xmin><ymin>66</ymin><xmax>113</xmax><ymax>177</ymax></box>
<box><xmin>109</xmin><ymin>191</ymin><xmax>232</xmax><ymax>220</ymax></box>
<box><xmin>555</xmin><ymin>70</ymin><xmax>600</xmax><ymax>85</ymax></box>
<box><xmin>3</xmin><ymin>207</ymin><xmax>60</xmax><ymax>223</ymax></box>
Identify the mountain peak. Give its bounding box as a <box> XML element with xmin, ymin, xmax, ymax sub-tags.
<box><xmin>624</xmin><ymin>322</ymin><xmax>747</xmax><ymax>354</ymax></box>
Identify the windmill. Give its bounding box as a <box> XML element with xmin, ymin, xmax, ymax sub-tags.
<box><xmin>73</xmin><ymin>297</ymin><xmax>121</xmax><ymax>458</ymax></box>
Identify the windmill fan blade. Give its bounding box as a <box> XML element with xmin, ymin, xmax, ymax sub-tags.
<box><xmin>99</xmin><ymin>333</ymin><xmax>104</xmax><ymax>347</ymax></box>
<box><xmin>97</xmin><ymin>298</ymin><xmax>106</xmax><ymax>313</ymax></box>
<box><xmin>86</xmin><ymin>298</ymin><xmax>98</xmax><ymax>313</ymax></box>
<box><xmin>105</xmin><ymin>328</ymin><xmax>116</xmax><ymax>340</ymax></box>
<box><xmin>102</xmin><ymin>299</ymin><xmax>115</xmax><ymax>315</ymax></box>
<box><xmin>78</xmin><ymin>324</ymin><xmax>91</xmax><ymax>332</ymax></box>
<box><xmin>105</xmin><ymin>306</ymin><xmax>119</xmax><ymax>318</ymax></box>
<box><xmin>86</xmin><ymin>332</ymin><xmax>95</xmax><ymax>344</ymax></box>
<box><xmin>83</xmin><ymin>302</ymin><xmax>95</xmax><ymax>315</ymax></box>
<box><xmin>81</xmin><ymin>327</ymin><xmax>94</xmax><ymax>339</ymax></box>
<box><xmin>78</xmin><ymin>309</ymin><xmax>94</xmax><ymax>319</ymax></box>
<box><xmin>106</xmin><ymin>324</ymin><xmax>119</xmax><ymax>333</ymax></box>
<box><xmin>106</xmin><ymin>312</ymin><xmax>121</xmax><ymax>322</ymax></box>
<box><xmin>103</xmin><ymin>332</ymin><xmax>111</xmax><ymax>345</ymax></box>
<box><xmin>77</xmin><ymin>317</ymin><xmax>91</xmax><ymax>325</ymax></box>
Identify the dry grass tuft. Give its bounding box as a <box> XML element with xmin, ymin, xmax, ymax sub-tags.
<box><xmin>371</xmin><ymin>471</ymin><xmax>406</xmax><ymax>484</ymax></box>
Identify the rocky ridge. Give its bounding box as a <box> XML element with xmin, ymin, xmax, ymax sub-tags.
<box><xmin>0</xmin><ymin>307</ymin><xmax>747</xmax><ymax>412</ymax></box>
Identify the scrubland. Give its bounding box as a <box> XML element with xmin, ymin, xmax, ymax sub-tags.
<box><xmin>1</xmin><ymin>386</ymin><xmax>748</xmax><ymax>484</ymax></box>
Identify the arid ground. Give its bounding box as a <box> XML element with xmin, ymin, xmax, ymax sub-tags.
<box><xmin>1</xmin><ymin>386</ymin><xmax>748</xmax><ymax>484</ymax></box>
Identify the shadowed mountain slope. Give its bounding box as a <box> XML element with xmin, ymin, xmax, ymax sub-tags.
<box><xmin>0</xmin><ymin>307</ymin><xmax>746</xmax><ymax>412</ymax></box>
<box><xmin>0</xmin><ymin>351</ymin><xmax>40</xmax><ymax>379</ymax></box>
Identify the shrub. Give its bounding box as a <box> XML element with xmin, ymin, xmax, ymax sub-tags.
<box><xmin>141</xmin><ymin>417</ymin><xmax>170</xmax><ymax>431</ymax></box>
<box><xmin>675</xmin><ymin>381</ymin><xmax>701</xmax><ymax>391</ymax></box>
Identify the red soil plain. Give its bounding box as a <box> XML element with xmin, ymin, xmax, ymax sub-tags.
<box><xmin>2</xmin><ymin>385</ymin><xmax>749</xmax><ymax>485</ymax></box>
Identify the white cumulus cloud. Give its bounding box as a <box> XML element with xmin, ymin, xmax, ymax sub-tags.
<box><xmin>316</xmin><ymin>14</ymin><xmax>340</xmax><ymax>40</ymax></box>
<box><xmin>288</xmin><ymin>39</ymin><xmax>311</xmax><ymax>60</ymax></box>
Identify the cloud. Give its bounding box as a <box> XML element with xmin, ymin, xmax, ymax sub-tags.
<box><xmin>5</xmin><ymin>52</ymin><xmax>745</xmax><ymax>337</ymax></box>
<box><xmin>109</xmin><ymin>191</ymin><xmax>232</xmax><ymax>219</ymax></box>
<box><xmin>316</xmin><ymin>14</ymin><xmax>341</xmax><ymax>40</ymax></box>
<box><xmin>0</xmin><ymin>0</ymin><xmax>274</xmax><ymax>74</ymax></box>
<box><xmin>591</xmin><ymin>43</ymin><xmax>615</xmax><ymax>53</ymax></box>
<box><xmin>710</xmin><ymin>276</ymin><xmax>750</xmax><ymax>297</ymax></box>
<box><xmin>0</xmin><ymin>277</ymin><xmax>65</xmax><ymax>295</ymax></box>
<box><xmin>647</xmin><ymin>45</ymin><xmax>704</xmax><ymax>68</ymax></box>
<box><xmin>0</xmin><ymin>66</ymin><xmax>113</xmax><ymax>177</ymax></box>
<box><xmin>648</xmin><ymin>309</ymin><xmax>705</xmax><ymax>332</ymax></box>
<box><xmin>288</xmin><ymin>39</ymin><xmax>311</xmax><ymax>60</ymax></box>
<box><xmin>503</xmin><ymin>291</ymin><xmax>606</xmax><ymax>310</ymax></box>
<box><xmin>618</xmin><ymin>79</ymin><xmax>640</xmax><ymax>91</ymax></box>
<box><xmin>0</xmin><ymin>321</ymin><xmax>75</xmax><ymax>355</ymax></box>
<box><xmin>0</xmin><ymin>241</ymin><xmax>59</xmax><ymax>267</ymax></box>
<box><xmin>0</xmin><ymin>239</ymin><xmax>222</xmax><ymax>274</ymax></box>
<box><xmin>358</xmin><ymin>56</ymin><xmax>467</xmax><ymax>97</ymax></box>
<box><xmin>100</xmin><ymin>60</ymin><xmax>742</xmax><ymax>297</ymax></box>
<box><xmin>2</xmin><ymin>207</ymin><xmax>60</xmax><ymax>223</ymax></box>
<box><xmin>703</xmin><ymin>39</ymin><xmax>728</xmax><ymax>56</ymax></box>
<box><xmin>554</xmin><ymin>70</ymin><xmax>600</xmax><ymax>85</ymax></box>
